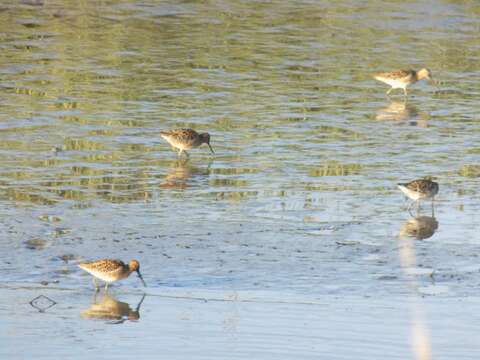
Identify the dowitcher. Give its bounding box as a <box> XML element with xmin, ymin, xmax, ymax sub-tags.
<box><xmin>398</xmin><ymin>178</ymin><xmax>439</xmax><ymax>212</ymax></box>
<box><xmin>160</xmin><ymin>128</ymin><xmax>214</xmax><ymax>157</ymax></box>
<box><xmin>78</xmin><ymin>259</ymin><xmax>146</xmax><ymax>291</ymax></box>
<box><xmin>374</xmin><ymin>68</ymin><xmax>436</xmax><ymax>96</ymax></box>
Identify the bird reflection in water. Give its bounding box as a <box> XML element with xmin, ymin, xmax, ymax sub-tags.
<box><xmin>81</xmin><ymin>293</ymin><xmax>146</xmax><ymax>324</ymax></box>
<box><xmin>160</xmin><ymin>159</ymin><xmax>210</xmax><ymax>189</ymax></box>
<box><xmin>400</xmin><ymin>201</ymin><xmax>438</xmax><ymax>240</ymax></box>
<box><xmin>400</xmin><ymin>215</ymin><xmax>439</xmax><ymax>240</ymax></box>
<box><xmin>376</xmin><ymin>101</ymin><xmax>429</xmax><ymax>127</ymax></box>
<box><xmin>397</xmin><ymin>212</ymin><xmax>434</xmax><ymax>359</ymax></box>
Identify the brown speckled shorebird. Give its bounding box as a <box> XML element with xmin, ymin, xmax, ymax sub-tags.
<box><xmin>398</xmin><ymin>178</ymin><xmax>439</xmax><ymax>212</ymax></box>
<box><xmin>78</xmin><ymin>259</ymin><xmax>146</xmax><ymax>291</ymax></box>
<box><xmin>374</xmin><ymin>68</ymin><xmax>437</xmax><ymax>96</ymax></box>
<box><xmin>160</xmin><ymin>128</ymin><xmax>214</xmax><ymax>157</ymax></box>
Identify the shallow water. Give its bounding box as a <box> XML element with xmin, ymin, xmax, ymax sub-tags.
<box><xmin>3</xmin><ymin>285</ymin><xmax>480</xmax><ymax>360</ymax></box>
<box><xmin>1</xmin><ymin>0</ymin><xmax>480</xmax><ymax>358</ymax></box>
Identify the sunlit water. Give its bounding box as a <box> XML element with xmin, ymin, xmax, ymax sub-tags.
<box><xmin>1</xmin><ymin>0</ymin><xmax>480</xmax><ymax>358</ymax></box>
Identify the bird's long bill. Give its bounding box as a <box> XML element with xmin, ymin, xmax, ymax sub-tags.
<box><xmin>207</xmin><ymin>143</ymin><xmax>215</xmax><ymax>154</ymax></box>
<box><xmin>137</xmin><ymin>271</ymin><xmax>147</xmax><ymax>287</ymax></box>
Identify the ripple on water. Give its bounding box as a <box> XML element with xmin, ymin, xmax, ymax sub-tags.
<box><xmin>0</xmin><ymin>0</ymin><xmax>479</xmax><ymax>305</ymax></box>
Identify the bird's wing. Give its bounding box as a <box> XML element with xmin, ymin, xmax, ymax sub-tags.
<box><xmin>79</xmin><ymin>259</ymin><xmax>124</xmax><ymax>273</ymax></box>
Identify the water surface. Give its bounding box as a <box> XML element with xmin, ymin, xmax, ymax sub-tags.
<box><xmin>1</xmin><ymin>0</ymin><xmax>480</xmax><ymax>359</ymax></box>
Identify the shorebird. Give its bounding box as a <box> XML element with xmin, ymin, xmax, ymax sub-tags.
<box><xmin>398</xmin><ymin>178</ymin><xmax>439</xmax><ymax>212</ymax></box>
<box><xmin>160</xmin><ymin>128</ymin><xmax>214</xmax><ymax>157</ymax></box>
<box><xmin>374</xmin><ymin>68</ymin><xmax>437</xmax><ymax>96</ymax></box>
<box><xmin>78</xmin><ymin>259</ymin><xmax>146</xmax><ymax>291</ymax></box>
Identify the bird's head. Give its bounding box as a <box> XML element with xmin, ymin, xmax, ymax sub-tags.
<box><xmin>128</xmin><ymin>260</ymin><xmax>146</xmax><ymax>287</ymax></box>
<box><xmin>200</xmin><ymin>133</ymin><xmax>214</xmax><ymax>154</ymax></box>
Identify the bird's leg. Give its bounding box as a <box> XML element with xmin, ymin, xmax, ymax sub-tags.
<box><xmin>403</xmin><ymin>88</ymin><xmax>408</xmax><ymax>97</ymax></box>
<box><xmin>407</xmin><ymin>202</ymin><xmax>415</xmax><ymax>217</ymax></box>
<box><xmin>92</xmin><ymin>277</ymin><xmax>99</xmax><ymax>292</ymax></box>
<box><xmin>92</xmin><ymin>290</ymin><xmax>99</xmax><ymax>304</ymax></box>
<box><xmin>104</xmin><ymin>282</ymin><xmax>109</xmax><ymax>292</ymax></box>
<box><xmin>406</xmin><ymin>200</ymin><xmax>413</xmax><ymax>213</ymax></box>
<box><xmin>178</xmin><ymin>149</ymin><xmax>183</xmax><ymax>157</ymax></box>
<box><xmin>386</xmin><ymin>87</ymin><xmax>393</xmax><ymax>96</ymax></box>
<box><xmin>184</xmin><ymin>151</ymin><xmax>190</xmax><ymax>158</ymax></box>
